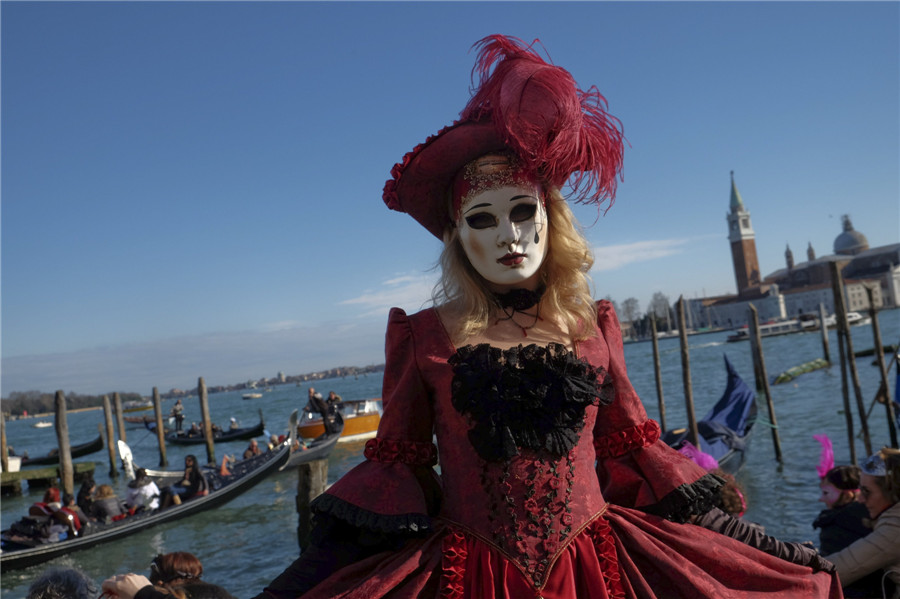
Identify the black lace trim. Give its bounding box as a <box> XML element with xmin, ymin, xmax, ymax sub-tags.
<box><xmin>641</xmin><ymin>473</ymin><xmax>725</xmax><ymax>523</ymax></box>
<box><xmin>449</xmin><ymin>343</ymin><xmax>614</xmax><ymax>461</ymax></box>
<box><xmin>310</xmin><ymin>493</ymin><xmax>433</xmax><ymax>536</ymax></box>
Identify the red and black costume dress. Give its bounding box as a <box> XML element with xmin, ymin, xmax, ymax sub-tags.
<box><xmin>258</xmin><ymin>302</ymin><xmax>841</xmax><ymax>598</ymax></box>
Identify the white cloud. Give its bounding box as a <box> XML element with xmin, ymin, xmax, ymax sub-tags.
<box><xmin>340</xmin><ymin>272</ymin><xmax>437</xmax><ymax>317</ymax></box>
<box><xmin>592</xmin><ymin>238</ymin><xmax>693</xmax><ymax>272</ymax></box>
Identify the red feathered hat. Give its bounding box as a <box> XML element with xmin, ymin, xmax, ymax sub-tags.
<box><xmin>382</xmin><ymin>35</ymin><xmax>625</xmax><ymax>239</ymax></box>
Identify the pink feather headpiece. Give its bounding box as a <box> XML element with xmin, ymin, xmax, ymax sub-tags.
<box><xmin>383</xmin><ymin>35</ymin><xmax>625</xmax><ymax>239</ymax></box>
<box><xmin>813</xmin><ymin>433</ymin><xmax>834</xmax><ymax>478</ymax></box>
<box><xmin>678</xmin><ymin>441</ymin><xmax>719</xmax><ymax>471</ymax></box>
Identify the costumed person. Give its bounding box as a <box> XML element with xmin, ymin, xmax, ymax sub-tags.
<box><xmin>826</xmin><ymin>448</ymin><xmax>900</xmax><ymax>599</ymax></box>
<box><xmin>254</xmin><ymin>35</ymin><xmax>840</xmax><ymax>599</ymax></box>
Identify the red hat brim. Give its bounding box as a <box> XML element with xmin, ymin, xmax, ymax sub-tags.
<box><xmin>383</xmin><ymin>120</ymin><xmax>507</xmax><ymax>240</ymax></box>
<box><xmin>382</xmin><ymin>35</ymin><xmax>625</xmax><ymax>240</ymax></box>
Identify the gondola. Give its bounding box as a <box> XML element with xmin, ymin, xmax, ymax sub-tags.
<box><xmin>0</xmin><ymin>413</ymin><xmax>296</xmax><ymax>571</ymax></box>
<box><xmin>661</xmin><ymin>354</ymin><xmax>757</xmax><ymax>475</ymax></box>
<box><xmin>19</xmin><ymin>434</ymin><xmax>105</xmax><ymax>468</ymax></box>
<box><xmin>164</xmin><ymin>409</ymin><xmax>265</xmax><ymax>445</ymax></box>
<box><xmin>283</xmin><ymin>412</ymin><xmax>344</xmax><ymax>469</ymax></box>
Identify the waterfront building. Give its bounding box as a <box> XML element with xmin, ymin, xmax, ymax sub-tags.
<box><xmin>685</xmin><ymin>175</ymin><xmax>897</xmax><ymax>330</ymax></box>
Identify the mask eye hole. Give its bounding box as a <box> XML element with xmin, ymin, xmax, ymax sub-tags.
<box><xmin>464</xmin><ymin>213</ymin><xmax>496</xmax><ymax>230</ymax></box>
<box><xmin>509</xmin><ymin>203</ymin><xmax>537</xmax><ymax>223</ymax></box>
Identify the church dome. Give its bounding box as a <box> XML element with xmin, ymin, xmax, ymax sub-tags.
<box><xmin>833</xmin><ymin>215</ymin><xmax>869</xmax><ymax>255</ymax></box>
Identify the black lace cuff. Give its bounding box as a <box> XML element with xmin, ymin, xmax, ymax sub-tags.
<box><xmin>310</xmin><ymin>493</ymin><xmax>434</xmax><ymax>536</ymax></box>
<box><xmin>640</xmin><ymin>472</ymin><xmax>725</xmax><ymax>523</ymax></box>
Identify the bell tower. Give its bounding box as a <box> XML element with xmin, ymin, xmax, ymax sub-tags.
<box><xmin>726</xmin><ymin>171</ymin><xmax>761</xmax><ymax>296</ymax></box>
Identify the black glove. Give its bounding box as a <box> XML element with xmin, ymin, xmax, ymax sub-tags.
<box><xmin>694</xmin><ymin>507</ymin><xmax>835</xmax><ymax>572</ymax></box>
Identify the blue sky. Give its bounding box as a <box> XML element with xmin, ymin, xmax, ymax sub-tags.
<box><xmin>2</xmin><ymin>1</ymin><xmax>898</xmax><ymax>396</ymax></box>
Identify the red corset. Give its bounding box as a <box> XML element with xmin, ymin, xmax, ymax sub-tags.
<box><xmin>439</xmin><ymin>427</ymin><xmax>607</xmax><ymax>589</ymax></box>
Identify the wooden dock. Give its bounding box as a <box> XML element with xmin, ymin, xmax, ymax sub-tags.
<box><xmin>1</xmin><ymin>462</ymin><xmax>97</xmax><ymax>496</ymax></box>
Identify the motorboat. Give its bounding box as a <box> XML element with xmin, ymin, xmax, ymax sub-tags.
<box><xmin>298</xmin><ymin>398</ymin><xmax>381</xmax><ymax>442</ymax></box>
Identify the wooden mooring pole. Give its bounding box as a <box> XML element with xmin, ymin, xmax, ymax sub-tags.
<box><xmin>152</xmin><ymin>387</ymin><xmax>168</xmax><ymax>467</ymax></box>
<box><xmin>296</xmin><ymin>459</ymin><xmax>329</xmax><ymax>552</ymax></box>
<box><xmin>676</xmin><ymin>297</ymin><xmax>699</xmax><ymax>448</ymax></box>
<box><xmin>835</xmin><ymin>316</ymin><xmax>857</xmax><ymax>465</ymax></box>
<box><xmin>830</xmin><ymin>261</ymin><xmax>872</xmax><ymax>457</ymax></box>
<box><xmin>102</xmin><ymin>395</ymin><xmax>118</xmax><ymax>478</ymax></box>
<box><xmin>818</xmin><ymin>302</ymin><xmax>831</xmax><ymax>363</ymax></box>
<box><xmin>650</xmin><ymin>313</ymin><xmax>667</xmax><ymax>432</ymax></box>
<box><xmin>55</xmin><ymin>391</ymin><xmax>74</xmax><ymax>496</ymax></box>
<box><xmin>866</xmin><ymin>286</ymin><xmax>898</xmax><ymax>447</ymax></box>
<box><xmin>113</xmin><ymin>392</ymin><xmax>127</xmax><ymax>445</ymax></box>
<box><xmin>748</xmin><ymin>304</ymin><xmax>783</xmax><ymax>462</ymax></box>
<box><xmin>198</xmin><ymin>378</ymin><xmax>216</xmax><ymax>467</ymax></box>
<box><xmin>1</xmin><ymin>415</ymin><xmax>8</xmax><ymax>474</ymax></box>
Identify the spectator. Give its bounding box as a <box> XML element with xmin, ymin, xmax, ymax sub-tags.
<box><xmin>27</xmin><ymin>566</ymin><xmax>97</xmax><ymax>599</ymax></box>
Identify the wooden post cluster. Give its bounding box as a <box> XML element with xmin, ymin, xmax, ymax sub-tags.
<box><xmin>830</xmin><ymin>261</ymin><xmax>872</xmax><ymax>459</ymax></box>
<box><xmin>748</xmin><ymin>304</ymin><xmax>783</xmax><ymax>463</ymax></box>
<box><xmin>650</xmin><ymin>314</ymin><xmax>667</xmax><ymax>432</ymax></box>
<box><xmin>676</xmin><ymin>297</ymin><xmax>699</xmax><ymax>448</ymax></box>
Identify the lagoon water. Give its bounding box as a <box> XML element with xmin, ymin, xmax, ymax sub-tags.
<box><xmin>2</xmin><ymin>309</ymin><xmax>898</xmax><ymax>597</ymax></box>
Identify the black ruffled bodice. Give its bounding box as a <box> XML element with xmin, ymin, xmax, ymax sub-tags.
<box><xmin>449</xmin><ymin>343</ymin><xmax>614</xmax><ymax>461</ymax></box>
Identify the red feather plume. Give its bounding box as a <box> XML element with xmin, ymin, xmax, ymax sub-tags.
<box><xmin>460</xmin><ymin>35</ymin><xmax>625</xmax><ymax>209</ymax></box>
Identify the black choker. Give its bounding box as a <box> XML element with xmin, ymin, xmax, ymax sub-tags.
<box><xmin>493</xmin><ymin>285</ymin><xmax>545</xmax><ymax>311</ymax></box>
<box><xmin>493</xmin><ymin>285</ymin><xmax>545</xmax><ymax>336</ymax></box>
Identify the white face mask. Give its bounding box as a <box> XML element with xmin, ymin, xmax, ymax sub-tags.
<box><xmin>457</xmin><ymin>185</ymin><xmax>548</xmax><ymax>290</ymax></box>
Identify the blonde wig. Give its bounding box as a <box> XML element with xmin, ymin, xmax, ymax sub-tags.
<box><xmin>435</xmin><ymin>188</ymin><xmax>597</xmax><ymax>342</ymax></box>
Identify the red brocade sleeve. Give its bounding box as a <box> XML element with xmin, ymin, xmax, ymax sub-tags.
<box><xmin>310</xmin><ymin>308</ymin><xmax>442</xmax><ymax>534</ymax></box>
<box><xmin>592</xmin><ymin>300</ymin><xmax>722</xmax><ymax>522</ymax></box>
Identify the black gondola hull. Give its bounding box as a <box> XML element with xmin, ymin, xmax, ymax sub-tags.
<box><xmin>20</xmin><ymin>435</ymin><xmax>105</xmax><ymax>468</ymax></box>
<box><xmin>1</xmin><ymin>443</ymin><xmax>290</xmax><ymax>570</ymax></box>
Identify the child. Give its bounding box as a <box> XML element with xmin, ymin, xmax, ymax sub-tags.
<box><xmin>814</xmin><ymin>465</ymin><xmax>871</xmax><ymax>554</ymax></box>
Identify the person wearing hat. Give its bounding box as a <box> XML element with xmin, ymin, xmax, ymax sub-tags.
<box><xmin>826</xmin><ymin>447</ymin><xmax>900</xmax><ymax>598</ymax></box>
<box><xmin>254</xmin><ymin>35</ymin><xmax>840</xmax><ymax>599</ymax></box>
